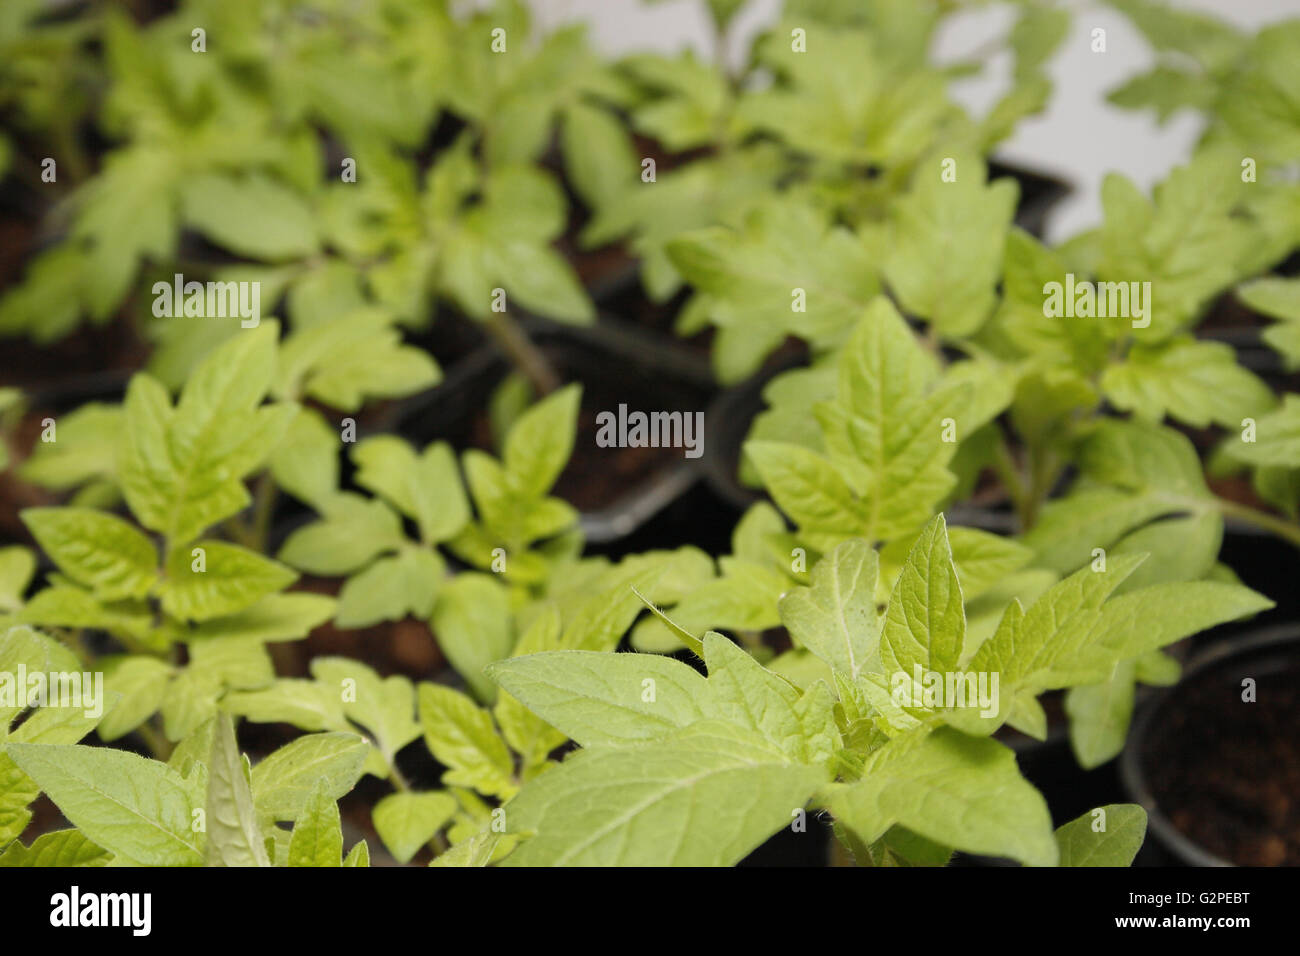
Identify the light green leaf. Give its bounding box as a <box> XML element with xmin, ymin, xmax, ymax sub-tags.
<box><xmin>278</xmin><ymin>494</ymin><xmax>406</xmax><ymax>575</ymax></box>
<box><xmin>884</xmin><ymin>154</ymin><xmax>1017</xmax><ymax>337</ymax></box>
<box><xmin>204</xmin><ymin>714</ymin><xmax>270</xmax><ymax>867</ymax></box>
<box><xmin>1102</xmin><ymin>338</ymin><xmax>1275</xmax><ymax>429</ymax></box>
<box><xmin>336</xmin><ymin>548</ymin><xmax>443</xmax><ymax>629</ymax></box>
<box><xmin>488</xmin><ymin>650</ymin><xmax>712</xmax><ymax>748</ymax></box>
<box><xmin>431</xmin><ymin>574</ymin><xmax>514</xmax><ymax>702</ymax></box>
<box><xmin>250</xmin><ymin>732</ymin><xmax>369</xmax><ymax>822</ymax></box>
<box><xmin>182</xmin><ymin>173</ymin><xmax>318</xmax><ymax>260</ymax></box>
<box><xmin>503</xmin><ymin>384</ymin><xmax>580</xmax><ymax>499</ymax></box>
<box><xmin>288</xmin><ymin>781</ymin><xmax>343</xmax><ymax>867</ymax></box>
<box><xmin>1064</xmin><ymin>661</ymin><xmax>1137</xmax><ymax>770</ymax></box>
<box><xmin>222</xmin><ymin>679</ymin><xmax>349</xmax><ymax>733</ymax></box>
<box><xmin>829</xmin><ymin>727</ymin><xmax>1057</xmax><ymax>866</ymax></box>
<box><xmin>372</xmin><ymin>791</ymin><xmax>457</xmax><ymax>864</ymax></box>
<box><xmin>20</xmin><ymin>508</ymin><xmax>156</xmax><ymax>601</ymax></box>
<box><xmin>98</xmin><ymin>656</ymin><xmax>174</xmax><ymax>741</ymax></box>
<box><xmin>881</xmin><ymin>516</ymin><xmax>964</xmax><ymax>678</ymax></box>
<box><xmin>0</xmin><ymin>829</ymin><xmax>112</xmax><ymax>867</ymax></box>
<box><xmin>417</xmin><ymin>683</ymin><xmax>516</xmax><ymax>798</ymax></box>
<box><xmin>310</xmin><ymin>658</ymin><xmax>419</xmax><ymax>765</ymax></box>
<box><xmin>503</xmin><ymin>720</ymin><xmax>827</xmax><ymax>866</ymax></box>
<box><xmin>5</xmin><ymin>743</ymin><xmax>201</xmax><ymax>866</ymax></box>
<box><xmin>353</xmin><ymin>437</ymin><xmax>469</xmax><ymax>544</ymax></box>
<box><xmin>160</xmin><ymin>540</ymin><xmax>296</xmax><ymax>622</ymax></box>
<box><xmin>1054</xmin><ymin>804</ymin><xmax>1148</xmax><ymax>867</ymax></box>
<box><xmin>779</xmin><ymin>539</ymin><xmax>879</xmax><ymax>679</ymax></box>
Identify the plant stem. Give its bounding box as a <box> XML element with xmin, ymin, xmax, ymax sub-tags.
<box><xmin>136</xmin><ymin>719</ymin><xmax>174</xmax><ymax>762</ymax></box>
<box><xmin>1023</xmin><ymin>447</ymin><xmax>1063</xmax><ymax>530</ymax></box>
<box><xmin>483</xmin><ymin>312</ymin><xmax>561</xmax><ymax>396</ymax></box>
<box><xmin>991</xmin><ymin>433</ymin><xmax>1031</xmax><ymax>528</ymax></box>
<box><xmin>1214</xmin><ymin>498</ymin><xmax>1300</xmax><ymax>549</ymax></box>
<box><xmin>249</xmin><ymin>472</ymin><xmax>278</xmax><ymax>554</ymax></box>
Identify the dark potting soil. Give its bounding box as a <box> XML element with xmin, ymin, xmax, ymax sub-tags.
<box><xmin>1143</xmin><ymin>660</ymin><xmax>1300</xmax><ymax>866</ymax></box>
<box><xmin>554</xmin><ymin>399</ymin><xmax>685</xmax><ymax>512</ymax></box>
<box><xmin>459</xmin><ymin>361</ymin><xmax>704</xmax><ymax>514</ymax></box>
<box><xmin>279</xmin><ymin>577</ymin><xmax>447</xmax><ymax>681</ymax></box>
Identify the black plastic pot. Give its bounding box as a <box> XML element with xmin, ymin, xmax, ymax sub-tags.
<box><xmin>1212</xmin><ymin>523</ymin><xmax>1300</xmax><ymax>642</ymax></box>
<box><xmin>390</xmin><ymin>318</ymin><xmax>718</xmax><ymax>547</ymax></box>
<box><xmin>989</xmin><ymin>160</ymin><xmax>1073</xmax><ymax>240</ymax></box>
<box><xmin>1120</xmin><ymin>625</ymin><xmax>1300</xmax><ymax>866</ymax></box>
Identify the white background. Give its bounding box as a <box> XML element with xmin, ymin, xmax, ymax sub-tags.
<box><xmin>521</xmin><ymin>0</ymin><xmax>1300</xmax><ymax>241</ymax></box>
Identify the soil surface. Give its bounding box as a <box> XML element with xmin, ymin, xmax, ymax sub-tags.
<box><xmin>1143</xmin><ymin>658</ymin><xmax>1300</xmax><ymax>865</ymax></box>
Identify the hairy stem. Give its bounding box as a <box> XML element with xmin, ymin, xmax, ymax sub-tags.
<box><xmin>1215</xmin><ymin>498</ymin><xmax>1300</xmax><ymax>549</ymax></box>
<box><xmin>483</xmin><ymin>312</ymin><xmax>561</xmax><ymax>396</ymax></box>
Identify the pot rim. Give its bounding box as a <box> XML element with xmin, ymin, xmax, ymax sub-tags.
<box><xmin>1118</xmin><ymin>623</ymin><xmax>1300</xmax><ymax>867</ymax></box>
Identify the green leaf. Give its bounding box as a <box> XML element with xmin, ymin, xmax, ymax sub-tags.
<box><xmin>1228</xmin><ymin>394</ymin><xmax>1300</xmax><ymax>468</ymax></box>
<box><xmin>353</xmin><ymin>437</ymin><xmax>469</xmax><ymax>543</ymax></box>
<box><xmin>98</xmin><ymin>656</ymin><xmax>174</xmax><ymax>740</ymax></box>
<box><xmin>269</xmin><ymin>409</ymin><xmax>339</xmax><ymax>510</ymax></box>
<box><xmin>0</xmin><ymin>547</ymin><xmax>36</xmax><ymax>613</ymax></box>
<box><xmin>702</xmin><ymin>632</ymin><xmax>807</xmax><ymax>759</ymax></box>
<box><xmin>778</xmin><ymin>539</ymin><xmax>879</xmax><ymax>679</ymax></box>
<box><xmin>288</xmin><ymin>781</ymin><xmax>343</xmax><ymax>867</ymax></box>
<box><xmin>222</xmin><ymin>679</ymin><xmax>348</xmax><ymax>733</ymax></box>
<box><xmin>249</xmin><ymin>732</ymin><xmax>369</xmax><ymax>822</ymax></box>
<box><xmin>160</xmin><ymin>540</ymin><xmax>296</xmax><ymax>621</ymax></box>
<box><xmin>18</xmin><ymin>404</ymin><xmax>123</xmax><ymax>493</ymax></box>
<box><xmin>562</xmin><ymin>101</ymin><xmax>637</xmax><ymax>210</ymax></box>
<box><xmin>786</xmin><ymin>299</ymin><xmax>965</xmax><ymax>546</ymax></box>
<box><xmin>5</xmin><ymin>743</ymin><xmax>201</xmax><ymax>866</ymax></box>
<box><xmin>185</xmin><ymin>593</ymin><xmax>336</xmax><ymax>644</ymax></box>
<box><xmin>1108</xmin><ymin>0</ymin><xmax>1245</xmax><ymax>73</ymax></box>
<box><xmin>182</xmin><ymin>173</ymin><xmax>319</xmax><ymax>260</ymax></box>
<box><xmin>310</xmin><ymin>658</ymin><xmax>420</xmax><ymax>766</ymax></box>
<box><xmin>666</xmin><ymin>199</ymin><xmax>879</xmax><ymax>379</ymax></box>
<box><xmin>342</xmin><ymin>840</ymin><xmax>370</xmax><ymax>867</ymax></box>
<box><xmin>881</xmin><ymin>516</ymin><xmax>964</xmax><ymax>678</ymax></box>
<box><xmin>745</xmin><ymin>442</ymin><xmax>869</xmax><ymax>553</ymax></box>
<box><xmin>417</xmin><ymin>683</ymin><xmax>516</xmax><ymax>798</ymax></box>
<box><xmin>278</xmin><ymin>494</ymin><xmax>406</xmax><ymax>575</ymax></box>
<box><xmin>1107</xmin><ymin>66</ymin><xmax>1217</xmax><ymax>123</ymax></box>
<box><xmin>119</xmin><ymin>326</ymin><xmax>292</xmax><ymax>545</ymax></box>
<box><xmin>503</xmin><ymin>720</ymin><xmax>827</xmax><ymax>866</ymax></box>
<box><xmin>20</xmin><ymin>508</ymin><xmax>156</xmax><ymax>601</ymax></box>
<box><xmin>946</xmin><ymin>527</ymin><xmax>1035</xmax><ymax>601</ymax></box>
<box><xmin>372</xmin><ymin>791</ymin><xmax>457</xmax><ymax>864</ymax></box>
<box><xmin>336</xmin><ymin>548</ymin><xmax>443</xmax><ymax>628</ymax></box>
<box><xmin>1092</xmin><ymin>580</ymin><xmax>1272</xmax><ymax>664</ymax></box>
<box><xmin>488</xmin><ymin>650</ymin><xmax>713</xmax><ymax>748</ymax></box>
<box><xmin>431</xmin><ymin>574</ymin><xmax>515</xmax><ymax>702</ymax></box>
<box><xmin>0</xmin><ymin>829</ymin><xmax>112</xmax><ymax>867</ymax></box>
<box><xmin>1054</xmin><ymin>804</ymin><xmax>1148</xmax><ymax>867</ymax></box>
<box><xmin>503</xmin><ymin>384</ymin><xmax>580</xmax><ymax>499</ymax></box>
<box><xmin>1102</xmin><ymin>338</ymin><xmax>1275</xmax><ymax>428</ymax></box>
<box><xmin>884</xmin><ymin>154</ymin><xmax>1018</xmax><ymax>337</ymax></box>
<box><xmin>1064</xmin><ymin>661</ymin><xmax>1137</xmax><ymax>770</ymax></box>
<box><xmin>995</xmin><ymin>229</ymin><xmax>1108</xmax><ymax>371</ymax></box>
<box><xmin>204</xmin><ymin>714</ymin><xmax>270</xmax><ymax>866</ymax></box>
<box><xmin>290</xmin><ymin>315</ymin><xmax>442</xmax><ymax>411</ymax></box>
<box><xmin>829</xmin><ymin>727</ymin><xmax>1057</xmax><ymax>866</ymax></box>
